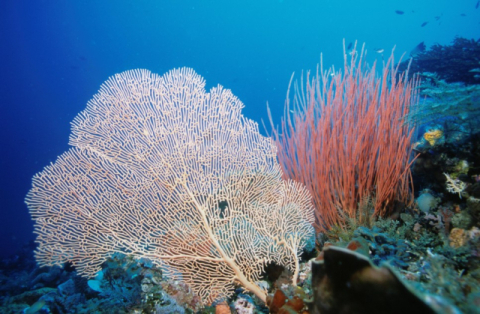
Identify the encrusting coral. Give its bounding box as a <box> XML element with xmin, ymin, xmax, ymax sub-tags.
<box><xmin>423</xmin><ymin>127</ymin><xmax>444</xmax><ymax>146</ymax></box>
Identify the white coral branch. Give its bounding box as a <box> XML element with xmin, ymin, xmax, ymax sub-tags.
<box><xmin>444</xmin><ymin>173</ymin><xmax>467</xmax><ymax>198</ymax></box>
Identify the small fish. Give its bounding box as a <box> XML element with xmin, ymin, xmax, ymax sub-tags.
<box><xmin>461</xmin><ymin>13</ymin><xmax>466</xmax><ymax>16</ymax></box>
<box><xmin>434</xmin><ymin>16</ymin><xmax>441</xmax><ymax>21</ymax></box>
<box><xmin>395</xmin><ymin>10</ymin><xmax>404</xmax><ymax>15</ymax></box>
<box><xmin>347</xmin><ymin>42</ymin><xmax>353</xmax><ymax>50</ymax></box>
<box><xmin>421</xmin><ymin>22</ymin><xmax>428</xmax><ymax>27</ymax></box>
<box><xmin>410</xmin><ymin>42</ymin><xmax>426</xmax><ymax>57</ymax></box>
<box><xmin>374</xmin><ymin>48</ymin><xmax>384</xmax><ymax>53</ymax></box>
<box><xmin>476</xmin><ymin>0</ymin><xmax>479</xmax><ymax>9</ymax></box>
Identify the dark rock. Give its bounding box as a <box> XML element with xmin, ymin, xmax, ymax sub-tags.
<box><xmin>58</xmin><ymin>279</ymin><xmax>75</xmax><ymax>297</ymax></box>
<box><xmin>309</xmin><ymin>246</ymin><xmax>437</xmax><ymax>314</ymax></box>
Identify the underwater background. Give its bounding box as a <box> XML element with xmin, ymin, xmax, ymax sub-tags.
<box><xmin>1</xmin><ymin>1</ymin><xmax>480</xmax><ymax>313</ymax></box>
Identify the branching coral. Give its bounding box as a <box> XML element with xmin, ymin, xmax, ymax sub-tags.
<box><xmin>25</xmin><ymin>68</ymin><xmax>315</xmax><ymax>305</ymax></box>
<box><xmin>399</xmin><ymin>37</ymin><xmax>480</xmax><ymax>85</ymax></box>
<box><xmin>405</xmin><ymin>73</ymin><xmax>480</xmax><ymax>130</ymax></box>
<box><xmin>444</xmin><ymin>173</ymin><xmax>467</xmax><ymax>198</ymax></box>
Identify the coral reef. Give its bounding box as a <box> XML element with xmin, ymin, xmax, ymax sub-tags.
<box><xmin>406</xmin><ymin>73</ymin><xmax>480</xmax><ymax>133</ymax></box>
<box><xmin>6</xmin><ymin>39</ymin><xmax>479</xmax><ymax>313</ymax></box>
<box><xmin>399</xmin><ymin>37</ymin><xmax>480</xmax><ymax>85</ymax></box>
<box><xmin>0</xmin><ymin>251</ymin><xmax>214</xmax><ymax>314</ymax></box>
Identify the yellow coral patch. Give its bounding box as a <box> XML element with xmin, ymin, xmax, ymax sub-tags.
<box><xmin>423</xmin><ymin>129</ymin><xmax>443</xmax><ymax>146</ymax></box>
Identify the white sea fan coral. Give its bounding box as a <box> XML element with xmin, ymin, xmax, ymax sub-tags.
<box><xmin>444</xmin><ymin>173</ymin><xmax>467</xmax><ymax>198</ymax></box>
<box><xmin>25</xmin><ymin>68</ymin><xmax>315</xmax><ymax>304</ymax></box>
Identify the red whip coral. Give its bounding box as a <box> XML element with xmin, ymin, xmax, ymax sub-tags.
<box><xmin>269</xmin><ymin>45</ymin><xmax>419</xmax><ymax>232</ymax></box>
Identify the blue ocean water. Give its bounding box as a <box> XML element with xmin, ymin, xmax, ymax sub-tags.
<box><xmin>0</xmin><ymin>0</ymin><xmax>479</xmax><ymax>260</ymax></box>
